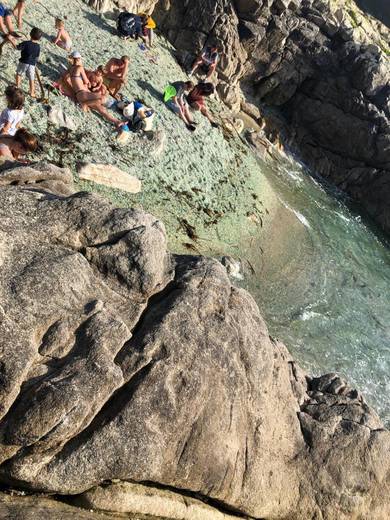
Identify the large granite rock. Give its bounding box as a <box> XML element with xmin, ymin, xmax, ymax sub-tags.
<box><xmin>0</xmin><ymin>165</ymin><xmax>389</xmax><ymax>519</ymax></box>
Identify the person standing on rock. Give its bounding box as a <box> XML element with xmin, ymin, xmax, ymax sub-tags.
<box><xmin>187</xmin><ymin>82</ymin><xmax>219</xmax><ymax>128</ymax></box>
<box><xmin>15</xmin><ymin>26</ymin><xmax>42</xmax><ymax>98</ymax></box>
<box><xmin>140</xmin><ymin>13</ymin><xmax>156</xmax><ymax>48</ymax></box>
<box><xmin>102</xmin><ymin>56</ymin><xmax>130</xmax><ymax>100</ymax></box>
<box><xmin>13</xmin><ymin>0</ymin><xmax>35</xmax><ymax>30</ymax></box>
<box><xmin>189</xmin><ymin>45</ymin><xmax>219</xmax><ymax>79</ymax></box>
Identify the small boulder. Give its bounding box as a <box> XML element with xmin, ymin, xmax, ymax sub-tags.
<box><xmin>77</xmin><ymin>163</ymin><xmax>141</xmax><ymax>193</ymax></box>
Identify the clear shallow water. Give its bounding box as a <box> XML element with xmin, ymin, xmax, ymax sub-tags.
<box><xmin>246</xmin><ymin>150</ymin><xmax>390</xmax><ymax>425</ymax></box>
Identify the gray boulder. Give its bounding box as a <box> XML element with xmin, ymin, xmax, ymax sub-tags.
<box><xmin>0</xmin><ymin>166</ymin><xmax>388</xmax><ymax>519</ymax></box>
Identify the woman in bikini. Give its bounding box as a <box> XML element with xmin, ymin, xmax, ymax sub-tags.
<box><xmin>69</xmin><ymin>52</ymin><xmax>122</xmax><ymax>126</ymax></box>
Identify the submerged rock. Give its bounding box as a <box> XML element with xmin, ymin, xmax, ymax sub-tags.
<box><xmin>0</xmin><ymin>165</ymin><xmax>388</xmax><ymax>519</ymax></box>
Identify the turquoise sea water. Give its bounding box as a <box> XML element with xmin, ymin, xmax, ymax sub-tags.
<box><xmin>246</xmin><ymin>150</ymin><xmax>390</xmax><ymax>425</ymax></box>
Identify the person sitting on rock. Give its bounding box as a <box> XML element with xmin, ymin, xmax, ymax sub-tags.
<box><xmin>189</xmin><ymin>45</ymin><xmax>219</xmax><ymax>79</ymax></box>
<box><xmin>54</xmin><ymin>68</ymin><xmax>74</xmax><ymax>99</ymax></box>
<box><xmin>102</xmin><ymin>56</ymin><xmax>130</xmax><ymax>100</ymax></box>
<box><xmin>117</xmin><ymin>10</ymin><xmax>142</xmax><ymax>40</ymax></box>
<box><xmin>187</xmin><ymin>82</ymin><xmax>219</xmax><ymax>128</ymax></box>
<box><xmin>164</xmin><ymin>80</ymin><xmax>196</xmax><ymax>131</ymax></box>
<box><xmin>0</xmin><ymin>127</ymin><xmax>37</xmax><ymax>161</ymax></box>
<box><xmin>52</xmin><ymin>17</ymin><xmax>72</xmax><ymax>52</ymax></box>
<box><xmin>0</xmin><ymin>85</ymin><xmax>24</xmax><ymax>135</ymax></box>
<box><xmin>69</xmin><ymin>51</ymin><xmax>122</xmax><ymax>126</ymax></box>
<box><xmin>86</xmin><ymin>66</ymin><xmax>108</xmax><ymax>104</ymax></box>
<box><xmin>139</xmin><ymin>13</ymin><xmax>156</xmax><ymax>48</ymax></box>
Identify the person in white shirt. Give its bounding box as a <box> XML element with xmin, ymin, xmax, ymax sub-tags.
<box><xmin>0</xmin><ymin>85</ymin><xmax>24</xmax><ymax>135</ymax></box>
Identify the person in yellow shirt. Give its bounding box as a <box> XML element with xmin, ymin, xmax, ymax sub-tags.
<box><xmin>140</xmin><ymin>13</ymin><xmax>156</xmax><ymax>48</ymax></box>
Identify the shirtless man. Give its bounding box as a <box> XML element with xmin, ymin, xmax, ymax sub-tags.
<box><xmin>102</xmin><ymin>56</ymin><xmax>130</xmax><ymax>99</ymax></box>
<box><xmin>69</xmin><ymin>51</ymin><xmax>122</xmax><ymax>126</ymax></box>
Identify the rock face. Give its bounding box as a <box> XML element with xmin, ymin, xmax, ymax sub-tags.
<box><xmin>0</xmin><ymin>165</ymin><xmax>389</xmax><ymax>519</ymax></box>
<box><xmin>86</xmin><ymin>0</ymin><xmax>158</xmax><ymax>13</ymax></box>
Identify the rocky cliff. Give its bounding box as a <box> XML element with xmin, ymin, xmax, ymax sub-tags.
<box><xmin>0</xmin><ymin>164</ymin><xmax>388</xmax><ymax>519</ymax></box>
<box><xmin>87</xmin><ymin>0</ymin><xmax>390</xmax><ymax>234</ymax></box>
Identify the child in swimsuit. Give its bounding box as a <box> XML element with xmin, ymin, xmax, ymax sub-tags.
<box><xmin>53</xmin><ymin>18</ymin><xmax>72</xmax><ymax>52</ymax></box>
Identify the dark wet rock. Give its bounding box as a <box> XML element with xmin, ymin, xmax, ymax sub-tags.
<box><xmin>0</xmin><ymin>167</ymin><xmax>389</xmax><ymax>519</ymax></box>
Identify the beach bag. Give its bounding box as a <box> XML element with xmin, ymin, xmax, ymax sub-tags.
<box><xmin>123</xmin><ymin>101</ymin><xmax>155</xmax><ymax>132</ymax></box>
<box><xmin>117</xmin><ymin>12</ymin><xmax>141</xmax><ymax>38</ymax></box>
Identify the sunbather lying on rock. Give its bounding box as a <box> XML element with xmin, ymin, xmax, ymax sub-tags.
<box><xmin>0</xmin><ymin>127</ymin><xmax>37</xmax><ymax>161</ymax></box>
<box><xmin>69</xmin><ymin>51</ymin><xmax>122</xmax><ymax>126</ymax></box>
<box><xmin>164</xmin><ymin>80</ymin><xmax>196</xmax><ymax>131</ymax></box>
<box><xmin>102</xmin><ymin>56</ymin><xmax>130</xmax><ymax>100</ymax></box>
<box><xmin>187</xmin><ymin>82</ymin><xmax>219</xmax><ymax>128</ymax></box>
<box><xmin>55</xmin><ymin>68</ymin><xmax>74</xmax><ymax>98</ymax></box>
